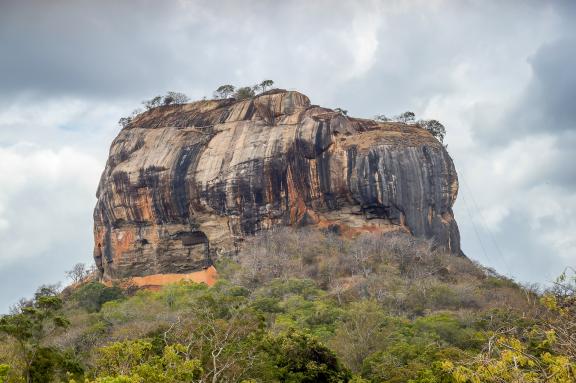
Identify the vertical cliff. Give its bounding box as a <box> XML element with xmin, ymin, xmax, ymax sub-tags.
<box><xmin>94</xmin><ymin>89</ymin><xmax>461</xmax><ymax>281</ymax></box>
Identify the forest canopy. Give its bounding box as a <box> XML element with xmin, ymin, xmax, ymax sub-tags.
<box><xmin>0</xmin><ymin>229</ymin><xmax>574</xmax><ymax>382</ymax></box>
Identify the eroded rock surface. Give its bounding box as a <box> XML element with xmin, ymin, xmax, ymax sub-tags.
<box><xmin>94</xmin><ymin>89</ymin><xmax>461</xmax><ymax>281</ymax></box>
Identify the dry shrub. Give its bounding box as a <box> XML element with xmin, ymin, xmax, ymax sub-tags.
<box><xmin>231</xmin><ymin>227</ymin><xmax>531</xmax><ymax>315</ymax></box>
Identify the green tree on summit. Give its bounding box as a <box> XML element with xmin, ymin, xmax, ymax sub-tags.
<box><xmin>234</xmin><ymin>86</ymin><xmax>256</xmax><ymax>100</ymax></box>
<box><xmin>259</xmin><ymin>79</ymin><xmax>274</xmax><ymax>92</ymax></box>
<box><xmin>214</xmin><ymin>85</ymin><xmax>235</xmax><ymax>99</ymax></box>
<box><xmin>418</xmin><ymin>119</ymin><xmax>447</xmax><ymax>143</ymax></box>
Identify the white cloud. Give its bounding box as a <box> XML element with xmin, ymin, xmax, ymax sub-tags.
<box><xmin>0</xmin><ymin>145</ymin><xmax>101</xmax><ymax>264</ymax></box>
<box><xmin>338</xmin><ymin>5</ymin><xmax>381</xmax><ymax>80</ymax></box>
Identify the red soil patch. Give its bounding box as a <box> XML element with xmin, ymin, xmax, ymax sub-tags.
<box><xmin>104</xmin><ymin>266</ymin><xmax>218</xmax><ymax>290</ymax></box>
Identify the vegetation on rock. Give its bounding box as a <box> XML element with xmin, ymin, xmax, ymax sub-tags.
<box><xmin>118</xmin><ymin>91</ymin><xmax>190</xmax><ymax>128</ymax></box>
<box><xmin>213</xmin><ymin>80</ymin><xmax>275</xmax><ymax>100</ymax></box>
<box><xmin>376</xmin><ymin>111</ymin><xmax>447</xmax><ymax>143</ymax></box>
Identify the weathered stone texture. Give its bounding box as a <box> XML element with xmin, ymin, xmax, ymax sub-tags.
<box><xmin>94</xmin><ymin>89</ymin><xmax>461</xmax><ymax>281</ymax></box>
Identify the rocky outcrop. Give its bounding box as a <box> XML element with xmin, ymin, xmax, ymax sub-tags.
<box><xmin>94</xmin><ymin>89</ymin><xmax>461</xmax><ymax>281</ymax></box>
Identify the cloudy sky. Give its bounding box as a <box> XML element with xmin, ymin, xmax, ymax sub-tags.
<box><xmin>1</xmin><ymin>0</ymin><xmax>575</xmax><ymax>311</ymax></box>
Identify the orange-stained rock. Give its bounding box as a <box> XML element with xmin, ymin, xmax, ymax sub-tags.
<box><xmin>128</xmin><ymin>266</ymin><xmax>218</xmax><ymax>288</ymax></box>
<box><xmin>102</xmin><ymin>266</ymin><xmax>218</xmax><ymax>289</ymax></box>
<box><xmin>94</xmin><ymin>89</ymin><xmax>461</xmax><ymax>281</ymax></box>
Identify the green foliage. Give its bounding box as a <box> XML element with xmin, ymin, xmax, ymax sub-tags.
<box><xmin>1</xmin><ymin>229</ymin><xmax>573</xmax><ymax>383</ymax></box>
<box><xmin>142</xmin><ymin>91</ymin><xmax>189</xmax><ymax>111</ymax></box>
<box><xmin>261</xmin><ymin>330</ymin><xmax>352</xmax><ymax>382</ymax></box>
<box><xmin>0</xmin><ymin>364</ymin><xmax>10</xmax><ymax>383</ymax></box>
<box><xmin>274</xmin><ymin>294</ymin><xmax>343</xmax><ymax>339</ymax></box>
<box><xmin>214</xmin><ymin>80</ymin><xmax>275</xmax><ymax>100</ymax></box>
<box><xmin>396</xmin><ymin>111</ymin><xmax>415</xmax><ymax>123</ymax></box>
<box><xmin>214</xmin><ymin>84</ymin><xmax>235</xmax><ymax>99</ymax></box>
<box><xmin>95</xmin><ymin>339</ymin><xmax>155</xmax><ymax>377</ymax></box>
<box><xmin>162</xmin><ymin>91</ymin><xmax>189</xmax><ymax>106</ymax></box>
<box><xmin>28</xmin><ymin>347</ymin><xmax>83</xmax><ymax>383</ymax></box>
<box><xmin>417</xmin><ymin>119</ymin><xmax>446</xmax><ymax>143</ymax></box>
<box><xmin>72</xmin><ymin>282</ymin><xmax>124</xmax><ymax>312</ymax></box>
<box><xmin>257</xmin><ymin>278</ymin><xmax>321</xmax><ymax>301</ymax></box>
<box><xmin>441</xmin><ymin>335</ymin><xmax>576</xmax><ymax>383</ymax></box>
<box><xmin>234</xmin><ymin>86</ymin><xmax>256</xmax><ymax>100</ymax></box>
<box><xmin>259</xmin><ymin>79</ymin><xmax>274</xmax><ymax>92</ymax></box>
<box><xmin>374</xmin><ymin>112</ymin><xmax>448</xmax><ymax>142</ymax></box>
<box><xmin>413</xmin><ymin>314</ymin><xmax>484</xmax><ymax>350</ymax></box>
<box><xmin>0</xmin><ymin>286</ymin><xmax>76</xmax><ymax>382</ymax></box>
<box><xmin>91</xmin><ymin>340</ymin><xmax>202</xmax><ymax>383</ymax></box>
<box><xmin>142</xmin><ymin>95</ymin><xmax>162</xmax><ymax>110</ymax></box>
<box><xmin>480</xmin><ymin>275</ymin><xmax>518</xmax><ymax>289</ymax></box>
<box><xmin>330</xmin><ymin>300</ymin><xmax>392</xmax><ymax>371</ymax></box>
<box><xmin>329</xmin><ymin>303</ymin><xmax>484</xmax><ymax>380</ymax></box>
<box><xmin>118</xmin><ymin>90</ymin><xmax>188</xmax><ymax>128</ymax></box>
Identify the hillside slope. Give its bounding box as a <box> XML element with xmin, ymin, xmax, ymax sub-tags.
<box><xmin>2</xmin><ymin>228</ymin><xmax>574</xmax><ymax>383</ymax></box>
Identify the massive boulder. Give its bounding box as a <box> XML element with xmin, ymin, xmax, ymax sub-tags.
<box><xmin>94</xmin><ymin>89</ymin><xmax>461</xmax><ymax>282</ymax></box>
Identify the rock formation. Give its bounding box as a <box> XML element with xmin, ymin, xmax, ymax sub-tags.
<box><xmin>94</xmin><ymin>89</ymin><xmax>461</xmax><ymax>282</ymax></box>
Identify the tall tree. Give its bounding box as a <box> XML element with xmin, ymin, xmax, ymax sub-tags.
<box><xmin>395</xmin><ymin>111</ymin><xmax>415</xmax><ymax>123</ymax></box>
<box><xmin>259</xmin><ymin>80</ymin><xmax>274</xmax><ymax>92</ymax></box>
<box><xmin>142</xmin><ymin>95</ymin><xmax>163</xmax><ymax>110</ymax></box>
<box><xmin>163</xmin><ymin>91</ymin><xmax>189</xmax><ymax>105</ymax></box>
<box><xmin>234</xmin><ymin>87</ymin><xmax>256</xmax><ymax>100</ymax></box>
<box><xmin>213</xmin><ymin>85</ymin><xmax>235</xmax><ymax>99</ymax></box>
<box><xmin>0</xmin><ymin>286</ymin><xmax>70</xmax><ymax>383</ymax></box>
<box><xmin>418</xmin><ymin>119</ymin><xmax>446</xmax><ymax>143</ymax></box>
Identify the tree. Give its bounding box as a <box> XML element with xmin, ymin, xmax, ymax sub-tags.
<box><xmin>374</xmin><ymin>114</ymin><xmax>390</xmax><ymax>122</ymax></box>
<box><xmin>142</xmin><ymin>96</ymin><xmax>162</xmax><ymax>110</ymax></box>
<box><xmin>65</xmin><ymin>263</ymin><xmax>89</xmax><ymax>284</ymax></box>
<box><xmin>251</xmin><ymin>84</ymin><xmax>262</xmax><ymax>94</ymax></box>
<box><xmin>213</xmin><ymin>85</ymin><xmax>235</xmax><ymax>99</ymax></box>
<box><xmin>541</xmin><ymin>268</ymin><xmax>576</xmax><ymax>360</ymax></box>
<box><xmin>334</xmin><ymin>108</ymin><xmax>348</xmax><ymax>116</ymax></box>
<box><xmin>395</xmin><ymin>111</ymin><xmax>415</xmax><ymax>123</ymax></box>
<box><xmin>259</xmin><ymin>80</ymin><xmax>274</xmax><ymax>93</ymax></box>
<box><xmin>440</xmin><ymin>334</ymin><xmax>576</xmax><ymax>382</ymax></box>
<box><xmin>118</xmin><ymin>117</ymin><xmax>132</xmax><ymax>128</ymax></box>
<box><xmin>0</xmin><ymin>364</ymin><xmax>10</xmax><ymax>382</ymax></box>
<box><xmin>0</xmin><ymin>286</ymin><xmax>70</xmax><ymax>383</ymax></box>
<box><xmin>261</xmin><ymin>330</ymin><xmax>352</xmax><ymax>382</ymax></box>
<box><xmin>92</xmin><ymin>340</ymin><xmax>203</xmax><ymax>383</ymax></box>
<box><xmin>71</xmin><ymin>282</ymin><xmax>124</xmax><ymax>312</ymax></box>
<box><xmin>418</xmin><ymin>119</ymin><xmax>446</xmax><ymax>143</ymax></box>
<box><xmin>167</xmin><ymin>305</ymin><xmax>261</xmax><ymax>383</ymax></box>
<box><xmin>118</xmin><ymin>109</ymin><xmax>143</xmax><ymax>128</ymax></box>
<box><xmin>439</xmin><ymin>270</ymin><xmax>576</xmax><ymax>383</ymax></box>
<box><xmin>330</xmin><ymin>301</ymin><xmax>389</xmax><ymax>371</ymax></box>
<box><xmin>163</xmin><ymin>91</ymin><xmax>189</xmax><ymax>106</ymax></box>
<box><xmin>234</xmin><ymin>87</ymin><xmax>256</xmax><ymax>100</ymax></box>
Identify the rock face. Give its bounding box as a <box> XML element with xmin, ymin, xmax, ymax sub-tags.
<box><xmin>94</xmin><ymin>89</ymin><xmax>461</xmax><ymax>281</ymax></box>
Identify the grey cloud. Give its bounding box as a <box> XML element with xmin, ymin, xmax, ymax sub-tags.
<box><xmin>474</xmin><ymin>36</ymin><xmax>576</xmax><ymax>145</ymax></box>
<box><xmin>0</xmin><ymin>0</ymin><xmax>373</xmax><ymax>101</ymax></box>
<box><xmin>524</xmin><ymin>38</ymin><xmax>576</xmax><ymax>130</ymax></box>
<box><xmin>0</xmin><ymin>0</ymin><xmax>203</xmax><ymax>98</ymax></box>
<box><xmin>543</xmin><ymin>131</ymin><xmax>576</xmax><ymax>189</ymax></box>
<box><xmin>458</xmin><ymin>207</ymin><xmax>571</xmax><ymax>285</ymax></box>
